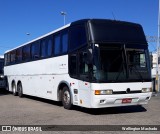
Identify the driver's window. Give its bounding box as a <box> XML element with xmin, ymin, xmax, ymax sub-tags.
<box><xmin>140</xmin><ymin>53</ymin><xmax>146</xmax><ymax>67</ymax></box>
<box><xmin>127</xmin><ymin>50</ymin><xmax>146</xmax><ymax>68</ymax></box>
<box><xmin>79</xmin><ymin>49</ymin><xmax>89</xmax><ymax>80</ymax></box>
<box><xmin>69</xmin><ymin>53</ymin><xmax>77</xmax><ymax>78</ymax></box>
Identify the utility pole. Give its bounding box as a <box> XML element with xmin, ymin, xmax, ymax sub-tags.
<box><xmin>61</xmin><ymin>11</ymin><xmax>67</xmax><ymax>26</ymax></box>
<box><xmin>26</xmin><ymin>33</ymin><xmax>31</xmax><ymax>42</ymax></box>
<box><xmin>156</xmin><ymin>0</ymin><xmax>160</xmax><ymax>93</ymax></box>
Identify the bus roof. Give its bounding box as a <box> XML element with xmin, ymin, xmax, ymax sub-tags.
<box><xmin>70</xmin><ymin>19</ymin><xmax>142</xmax><ymax>27</ymax></box>
<box><xmin>0</xmin><ymin>55</ymin><xmax>4</xmax><ymax>58</ymax></box>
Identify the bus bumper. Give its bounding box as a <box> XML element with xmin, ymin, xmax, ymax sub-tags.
<box><xmin>91</xmin><ymin>92</ymin><xmax>152</xmax><ymax>108</ymax></box>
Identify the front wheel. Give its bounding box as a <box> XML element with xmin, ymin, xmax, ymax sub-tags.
<box><xmin>62</xmin><ymin>86</ymin><xmax>72</xmax><ymax>110</ymax></box>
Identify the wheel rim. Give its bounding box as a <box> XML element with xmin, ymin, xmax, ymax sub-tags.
<box><xmin>63</xmin><ymin>90</ymin><xmax>70</xmax><ymax>105</ymax></box>
<box><xmin>13</xmin><ymin>85</ymin><xmax>16</xmax><ymax>93</ymax></box>
<box><xmin>18</xmin><ymin>85</ymin><xmax>22</xmax><ymax>95</ymax></box>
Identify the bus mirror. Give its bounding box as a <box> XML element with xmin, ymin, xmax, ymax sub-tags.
<box><xmin>87</xmin><ymin>48</ymin><xmax>93</xmax><ymax>65</ymax></box>
<box><xmin>150</xmin><ymin>53</ymin><xmax>153</xmax><ymax>69</ymax></box>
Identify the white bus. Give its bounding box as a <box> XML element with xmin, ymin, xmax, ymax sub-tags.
<box><xmin>4</xmin><ymin>19</ymin><xmax>152</xmax><ymax>109</ymax></box>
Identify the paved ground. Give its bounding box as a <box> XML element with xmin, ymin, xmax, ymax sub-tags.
<box><xmin>0</xmin><ymin>89</ymin><xmax>160</xmax><ymax>134</ymax></box>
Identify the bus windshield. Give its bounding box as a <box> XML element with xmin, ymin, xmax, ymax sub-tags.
<box><xmin>92</xmin><ymin>44</ymin><xmax>151</xmax><ymax>82</ymax></box>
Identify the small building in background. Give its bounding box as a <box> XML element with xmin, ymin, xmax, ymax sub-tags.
<box><xmin>151</xmin><ymin>53</ymin><xmax>160</xmax><ymax>92</ymax></box>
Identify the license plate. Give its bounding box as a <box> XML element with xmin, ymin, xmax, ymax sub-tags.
<box><xmin>122</xmin><ymin>98</ymin><xmax>132</xmax><ymax>103</ymax></box>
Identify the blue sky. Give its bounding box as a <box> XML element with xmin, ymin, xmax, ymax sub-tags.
<box><xmin>0</xmin><ymin>0</ymin><xmax>158</xmax><ymax>55</ymax></box>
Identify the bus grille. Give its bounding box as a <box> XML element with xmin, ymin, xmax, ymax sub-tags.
<box><xmin>113</xmin><ymin>90</ymin><xmax>142</xmax><ymax>94</ymax></box>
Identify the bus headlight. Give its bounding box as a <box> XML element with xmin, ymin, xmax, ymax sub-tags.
<box><xmin>95</xmin><ymin>90</ymin><xmax>113</xmax><ymax>95</ymax></box>
<box><xmin>142</xmin><ymin>88</ymin><xmax>152</xmax><ymax>93</ymax></box>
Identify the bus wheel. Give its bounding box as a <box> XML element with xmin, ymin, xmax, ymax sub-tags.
<box><xmin>62</xmin><ymin>86</ymin><xmax>72</xmax><ymax>110</ymax></box>
<box><xmin>12</xmin><ymin>83</ymin><xmax>17</xmax><ymax>96</ymax></box>
<box><xmin>17</xmin><ymin>83</ymin><xmax>23</xmax><ymax>98</ymax></box>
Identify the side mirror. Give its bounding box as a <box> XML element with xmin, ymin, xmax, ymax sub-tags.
<box><xmin>150</xmin><ymin>53</ymin><xmax>153</xmax><ymax>69</ymax></box>
<box><xmin>86</xmin><ymin>48</ymin><xmax>93</xmax><ymax>65</ymax></box>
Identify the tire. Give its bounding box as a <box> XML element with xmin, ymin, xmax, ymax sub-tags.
<box><xmin>5</xmin><ymin>77</ymin><xmax>9</xmax><ymax>91</ymax></box>
<box><xmin>12</xmin><ymin>83</ymin><xmax>17</xmax><ymax>96</ymax></box>
<box><xmin>17</xmin><ymin>83</ymin><xmax>23</xmax><ymax>98</ymax></box>
<box><xmin>62</xmin><ymin>86</ymin><xmax>72</xmax><ymax>110</ymax></box>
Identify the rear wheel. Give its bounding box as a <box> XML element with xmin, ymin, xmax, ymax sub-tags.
<box><xmin>5</xmin><ymin>77</ymin><xmax>9</xmax><ymax>91</ymax></box>
<box><xmin>12</xmin><ymin>83</ymin><xmax>17</xmax><ymax>96</ymax></box>
<box><xmin>62</xmin><ymin>86</ymin><xmax>72</xmax><ymax>110</ymax></box>
<box><xmin>17</xmin><ymin>83</ymin><xmax>23</xmax><ymax>98</ymax></box>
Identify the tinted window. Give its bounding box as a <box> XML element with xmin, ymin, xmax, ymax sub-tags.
<box><xmin>62</xmin><ymin>32</ymin><xmax>68</xmax><ymax>53</ymax></box>
<box><xmin>69</xmin><ymin>25</ymin><xmax>87</xmax><ymax>51</ymax></box>
<box><xmin>16</xmin><ymin>48</ymin><xmax>22</xmax><ymax>62</ymax></box>
<box><xmin>90</xmin><ymin>20</ymin><xmax>147</xmax><ymax>44</ymax></box>
<box><xmin>41</xmin><ymin>40</ymin><xmax>46</xmax><ymax>58</ymax></box>
<box><xmin>127</xmin><ymin>49</ymin><xmax>147</xmax><ymax>68</ymax></box>
<box><xmin>31</xmin><ymin>42</ymin><xmax>40</xmax><ymax>60</ymax></box>
<box><xmin>4</xmin><ymin>54</ymin><xmax>7</xmax><ymax>66</ymax></box>
<box><xmin>69</xmin><ymin>53</ymin><xmax>77</xmax><ymax>77</ymax></box>
<box><xmin>23</xmin><ymin>45</ymin><xmax>31</xmax><ymax>61</ymax></box>
<box><xmin>7</xmin><ymin>53</ymin><xmax>10</xmax><ymax>65</ymax></box>
<box><xmin>41</xmin><ymin>37</ymin><xmax>53</xmax><ymax>58</ymax></box>
<box><xmin>54</xmin><ymin>35</ymin><xmax>61</xmax><ymax>55</ymax></box>
<box><xmin>4</xmin><ymin>54</ymin><xmax>10</xmax><ymax>66</ymax></box>
<box><xmin>10</xmin><ymin>50</ymin><xmax>16</xmax><ymax>63</ymax></box>
<box><xmin>46</xmin><ymin>38</ymin><xmax>52</xmax><ymax>57</ymax></box>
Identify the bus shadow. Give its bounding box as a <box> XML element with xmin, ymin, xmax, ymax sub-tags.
<box><xmin>72</xmin><ymin>105</ymin><xmax>147</xmax><ymax>115</ymax></box>
<box><xmin>0</xmin><ymin>89</ymin><xmax>9</xmax><ymax>96</ymax></box>
<box><xmin>24</xmin><ymin>95</ymin><xmax>63</xmax><ymax>107</ymax></box>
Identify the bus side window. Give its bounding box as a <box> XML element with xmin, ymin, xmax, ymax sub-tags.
<box><xmin>22</xmin><ymin>45</ymin><xmax>31</xmax><ymax>61</ymax></box>
<box><xmin>16</xmin><ymin>48</ymin><xmax>22</xmax><ymax>63</ymax></box>
<box><xmin>41</xmin><ymin>36</ymin><xmax>53</xmax><ymax>58</ymax></box>
<box><xmin>8</xmin><ymin>53</ymin><xmax>11</xmax><ymax>65</ymax></box>
<box><xmin>69</xmin><ymin>25</ymin><xmax>87</xmax><ymax>52</ymax></box>
<box><xmin>31</xmin><ymin>42</ymin><xmax>40</xmax><ymax>60</ymax></box>
<box><xmin>46</xmin><ymin>37</ymin><xmax>52</xmax><ymax>57</ymax></box>
<box><xmin>54</xmin><ymin>34</ymin><xmax>61</xmax><ymax>56</ymax></box>
<box><xmin>4</xmin><ymin>54</ymin><xmax>7</xmax><ymax>66</ymax></box>
<box><xmin>10</xmin><ymin>50</ymin><xmax>16</xmax><ymax>64</ymax></box>
<box><xmin>69</xmin><ymin>53</ymin><xmax>77</xmax><ymax>77</ymax></box>
<box><xmin>62</xmin><ymin>32</ymin><xmax>68</xmax><ymax>53</ymax></box>
<box><xmin>41</xmin><ymin>40</ymin><xmax>46</xmax><ymax>58</ymax></box>
<box><xmin>5</xmin><ymin>53</ymin><xmax>10</xmax><ymax>66</ymax></box>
